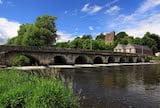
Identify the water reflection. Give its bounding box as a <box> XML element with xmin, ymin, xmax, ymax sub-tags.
<box><xmin>59</xmin><ymin>64</ymin><xmax>160</xmax><ymax>108</ymax></box>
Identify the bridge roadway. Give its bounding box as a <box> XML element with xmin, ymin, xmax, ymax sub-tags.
<box><xmin>0</xmin><ymin>45</ymin><xmax>150</xmax><ymax>66</ymax></box>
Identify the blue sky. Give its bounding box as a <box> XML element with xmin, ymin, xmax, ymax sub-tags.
<box><xmin>0</xmin><ymin>0</ymin><xmax>160</xmax><ymax>43</ymax></box>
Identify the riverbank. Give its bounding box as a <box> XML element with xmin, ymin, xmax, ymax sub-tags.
<box><xmin>0</xmin><ymin>69</ymin><xmax>79</xmax><ymax>108</ymax></box>
<box><xmin>5</xmin><ymin>62</ymin><xmax>159</xmax><ymax>70</ymax></box>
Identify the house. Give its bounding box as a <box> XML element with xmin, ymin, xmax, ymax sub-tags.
<box><xmin>155</xmin><ymin>52</ymin><xmax>160</xmax><ymax>57</ymax></box>
<box><xmin>114</xmin><ymin>44</ymin><xmax>152</xmax><ymax>55</ymax></box>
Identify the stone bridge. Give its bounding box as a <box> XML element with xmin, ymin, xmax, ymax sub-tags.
<box><xmin>0</xmin><ymin>45</ymin><xmax>150</xmax><ymax>66</ymax></box>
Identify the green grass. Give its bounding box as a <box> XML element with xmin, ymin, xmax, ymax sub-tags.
<box><xmin>151</xmin><ymin>57</ymin><xmax>160</xmax><ymax>61</ymax></box>
<box><xmin>0</xmin><ymin>69</ymin><xmax>79</xmax><ymax>108</ymax></box>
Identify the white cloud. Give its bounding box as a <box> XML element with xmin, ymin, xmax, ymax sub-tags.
<box><xmin>105</xmin><ymin>0</ymin><xmax>119</xmax><ymax>7</ymax></box>
<box><xmin>105</xmin><ymin>5</ymin><xmax>121</xmax><ymax>14</ymax></box>
<box><xmin>56</xmin><ymin>31</ymin><xmax>75</xmax><ymax>42</ymax></box>
<box><xmin>0</xmin><ymin>0</ymin><xmax>2</xmax><ymax>4</ymax></box>
<box><xmin>0</xmin><ymin>18</ymin><xmax>20</xmax><ymax>44</ymax></box>
<box><xmin>109</xmin><ymin>0</ymin><xmax>160</xmax><ymax>37</ymax></box>
<box><xmin>89</xmin><ymin>26</ymin><xmax>94</xmax><ymax>30</ymax></box>
<box><xmin>122</xmin><ymin>14</ymin><xmax>160</xmax><ymax>37</ymax></box>
<box><xmin>81</xmin><ymin>3</ymin><xmax>102</xmax><ymax>14</ymax></box>
<box><xmin>137</xmin><ymin>0</ymin><xmax>160</xmax><ymax>13</ymax></box>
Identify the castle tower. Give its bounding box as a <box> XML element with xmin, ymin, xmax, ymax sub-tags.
<box><xmin>104</xmin><ymin>31</ymin><xmax>115</xmax><ymax>45</ymax></box>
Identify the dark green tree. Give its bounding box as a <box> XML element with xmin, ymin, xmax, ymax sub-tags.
<box><xmin>133</xmin><ymin>37</ymin><xmax>143</xmax><ymax>45</ymax></box>
<box><xmin>56</xmin><ymin>41</ymin><xmax>70</xmax><ymax>48</ymax></box>
<box><xmin>35</xmin><ymin>14</ymin><xmax>58</xmax><ymax>45</ymax></box>
<box><xmin>7</xmin><ymin>15</ymin><xmax>58</xmax><ymax>46</ymax></box>
<box><xmin>96</xmin><ymin>33</ymin><xmax>105</xmax><ymax>40</ymax></box>
<box><xmin>92</xmin><ymin>40</ymin><xmax>106</xmax><ymax>50</ymax></box>
<box><xmin>81</xmin><ymin>35</ymin><xmax>92</xmax><ymax>40</ymax></box>
<box><xmin>115</xmin><ymin>32</ymin><xmax>128</xmax><ymax>41</ymax></box>
<box><xmin>142</xmin><ymin>32</ymin><xmax>158</xmax><ymax>53</ymax></box>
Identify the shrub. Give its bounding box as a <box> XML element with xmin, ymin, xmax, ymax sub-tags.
<box><xmin>0</xmin><ymin>69</ymin><xmax>79</xmax><ymax>108</ymax></box>
<box><xmin>11</xmin><ymin>55</ymin><xmax>30</xmax><ymax>66</ymax></box>
<box><xmin>151</xmin><ymin>57</ymin><xmax>160</xmax><ymax>61</ymax></box>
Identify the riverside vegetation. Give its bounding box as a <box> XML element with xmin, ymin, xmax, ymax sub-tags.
<box><xmin>0</xmin><ymin>69</ymin><xmax>79</xmax><ymax>108</ymax></box>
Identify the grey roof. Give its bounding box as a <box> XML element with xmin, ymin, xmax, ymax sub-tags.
<box><xmin>114</xmin><ymin>44</ymin><xmax>151</xmax><ymax>51</ymax></box>
<box><xmin>126</xmin><ymin>44</ymin><xmax>151</xmax><ymax>50</ymax></box>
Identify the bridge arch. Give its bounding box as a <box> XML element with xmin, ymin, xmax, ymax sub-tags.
<box><xmin>11</xmin><ymin>54</ymin><xmax>40</xmax><ymax>66</ymax></box>
<box><xmin>75</xmin><ymin>56</ymin><xmax>88</xmax><ymax>64</ymax></box>
<box><xmin>129</xmin><ymin>57</ymin><xmax>133</xmax><ymax>63</ymax></box>
<box><xmin>145</xmin><ymin>58</ymin><xmax>150</xmax><ymax>62</ymax></box>
<box><xmin>137</xmin><ymin>58</ymin><xmax>142</xmax><ymax>63</ymax></box>
<box><xmin>25</xmin><ymin>55</ymin><xmax>40</xmax><ymax>65</ymax></box>
<box><xmin>53</xmin><ymin>56</ymin><xmax>67</xmax><ymax>65</ymax></box>
<box><xmin>108</xmin><ymin>56</ymin><xmax>115</xmax><ymax>63</ymax></box>
<box><xmin>93</xmin><ymin>56</ymin><xmax>103</xmax><ymax>64</ymax></box>
<box><xmin>119</xmin><ymin>57</ymin><xmax>125</xmax><ymax>63</ymax></box>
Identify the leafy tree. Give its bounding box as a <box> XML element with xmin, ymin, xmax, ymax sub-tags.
<box><xmin>81</xmin><ymin>35</ymin><xmax>92</xmax><ymax>40</ymax></box>
<box><xmin>7</xmin><ymin>15</ymin><xmax>58</xmax><ymax>46</ymax></box>
<box><xmin>22</xmin><ymin>25</ymin><xmax>53</xmax><ymax>46</ymax></box>
<box><xmin>92</xmin><ymin>40</ymin><xmax>106</xmax><ymax>50</ymax></box>
<box><xmin>132</xmin><ymin>37</ymin><xmax>143</xmax><ymax>45</ymax></box>
<box><xmin>115</xmin><ymin>32</ymin><xmax>128</xmax><ymax>41</ymax></box>
<box><xmin>143</xmin><ymin>32</ymin><xmax>158</xmax><ymax>53</ymax></box>
<box><xmin>35</xmin><ymin>14</ymin><xmax>58</xmax><ymax>44</ymax></box>
<box><xmin>96</xmin><ymin>33</ymin><xmax>105</xmax><ymax>40</ymax></box>
<box><xmin>7</xmin><ymin>37</ymin><xmax>21</xmax><ymax>45</ymax></box>
<box><xmin>69</xmin><ymin>37</ymin><xmax>83</xmax><ymax>49</ymax></box>
<box><xmin>56</xmin><ymin>42</ymin><xmax>70</xmax><ymax>48</ymax></box>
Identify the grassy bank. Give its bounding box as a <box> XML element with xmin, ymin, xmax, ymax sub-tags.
<box><xmin>0</xmin><ymin>69</ymin><xmax>79</xmax><ymax>108</ymax></box>
<box><xmin>150</xmin><ymin>57</ymin><xmax>160</xmax><ymax>63</ymax></box>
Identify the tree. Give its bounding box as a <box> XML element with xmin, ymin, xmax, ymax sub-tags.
<box><xmin>115</xmin><ymin>32</ymin><xmax>128</xmax><ymax>41</ymax></box>
<box><xmin>56</xmin><ymin>42</ymin><xmax>70</xmax><ymax>48</ymax></box>
<box><xmin>69</xmin><ymin>37</ymin><xmax>83</xmax><ymax>49</ymax></box>
<box><xmin>96</xmin><ymin>33</ymin><xmax>105</xmax><ymax>40</ymax></box>
<box><xmin>35</xmin><ymin>15</ymin><xmax>58</xmax><ymax>45</ymax></box>
<box><xmin>81</xmin><ymin>35</ymin><xmax>92</xmax><ymax>40</ymax></box>
<box><xmin>142</xmin><ymin>32</ymin><xmax>158</xmax><ymax>53</ymax></box>
<box><xmin>92</xmin><ymin>40</ymin><xmax>106</xmax><ymax>50</ymax></box>
<box><xmin>133</xmin><ymin>37</ymin><xmax>143</xmax><ymax>45</ymax></box>
<box><xmin>7</xmin><ymin>15</ymin><xmax>58</xmax><ymax>46</ymax></box>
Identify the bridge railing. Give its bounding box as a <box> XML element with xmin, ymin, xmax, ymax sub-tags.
<box><xmin>0</xmin><ymin>45</ymin><xmax>145</xmax><ymax>57</ymax></box>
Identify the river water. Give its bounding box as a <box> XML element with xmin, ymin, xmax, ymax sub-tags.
<box><xmin>58</xmin><ymin>64</ymin><xmax>160</xmax><ymax>108</ymax></box>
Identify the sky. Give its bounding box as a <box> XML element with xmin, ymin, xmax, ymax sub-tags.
<box><xmin>0</xmin><ymin>0</ymin><xmax>160</xmax><ymax>44</ymax></box>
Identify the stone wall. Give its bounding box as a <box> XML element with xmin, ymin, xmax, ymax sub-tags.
<box><xmin>104</xmin><ymin>31</ymin><xmax>115</xmax><ymax>45</ymax></box>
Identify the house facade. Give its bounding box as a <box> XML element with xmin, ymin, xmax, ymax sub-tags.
<box><xmin>114</xmin><ymin>44</ymin><xmax>152</xmax><ymax>55</ymax></box>
<box><xmin>155</xmin><ymin>52</ymin><xmax>160</xmax><ymax>57</ymax></box>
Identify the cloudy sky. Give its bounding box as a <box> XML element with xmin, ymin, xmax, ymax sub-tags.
<box><xmin>0</xmin><ymin>0</ymin><xmax>160</xmax><ymax>44</ymax></box>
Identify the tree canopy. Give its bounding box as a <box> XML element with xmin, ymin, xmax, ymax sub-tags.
<box><xmin>56</xmin><ymin>31</ymin><xmax>160</xmax><ymax>53</ymax></box>
<box><xmin>7</xmin><ymin>15</ymin><xmax>58</xmax><ymax>46</ymax></box>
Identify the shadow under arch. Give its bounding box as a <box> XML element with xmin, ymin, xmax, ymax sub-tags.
<box><xmin>21</xmin><ymin>54</ymin><xmax>40</xmax><ymax>66</ymax></box>
<box><xmin>129</xmin><ymin>57</ymin><xmax>133</xmax><ymax>63</ymax></box>
<box><xmin>53</xmin><ymin>56</ymin><xmax>67</xmax><ymax>65</ymax></box>
<box><xmin>108</xmin><ymin>56</ymin><xmax>115</xmax><ymax>63</ymax></box>
<box><xmin>137</xmin><ymin>58</ymin><xmax>142</xmax><ymax>63</ymax></box>
<box><xmin>75</xmin><ymin>56</ymin><xmax>88</xmax><ymax>64</ymax></box>
<box><xmin>94</xmin><ymin>56</ymin><xmax>103</xmax><ymax>64</ymax></box>
<box><xmin>120</xmin><ymin>57</ymin><xmax>125</xmax><ymax>63</ymax></box>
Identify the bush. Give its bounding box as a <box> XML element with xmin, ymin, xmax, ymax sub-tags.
<box><xmin>11</xmin><ymin>55</ymin><xmax>30</xmax><ymax>66</ymax></box>
<box><xmin>0</xmin><ymin>69</ymin><xmax>79</xmax><ymax>108</ymax></box>
<box><xmin>151</xmin><ymin>57</ymin><xmax>160</xmax><ymax>61</ymax></box>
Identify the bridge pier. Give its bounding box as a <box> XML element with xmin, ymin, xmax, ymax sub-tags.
<box><xmin>114</xmin><ymin>56</ymin><xmax>120</xmax><ymax>63</ymax></box>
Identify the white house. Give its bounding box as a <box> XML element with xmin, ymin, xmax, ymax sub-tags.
<box><xmin>114</xmin><ymin>44</ymin><xmax>152</xmax><ymax>55</ymax></box>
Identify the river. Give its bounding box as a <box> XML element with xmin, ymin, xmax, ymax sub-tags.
<box><xmin>58</xmin><ymin>64</ymin><xmax>160</xmax><ymax>108</ymax></box>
